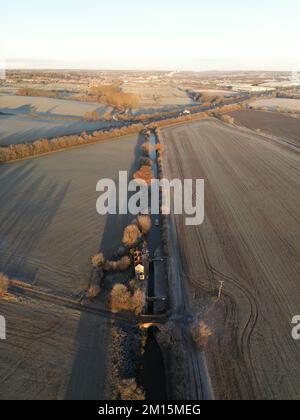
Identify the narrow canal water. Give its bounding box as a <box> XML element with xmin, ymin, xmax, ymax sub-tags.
<box><xmin>140</xmin><ymin>327</ymin><xmax>168</xmax><ymax>400</ymax></box>
<box><xmin>146</xmin><ymin>132</ymin><xmax>160</xmax><ymax>314</ymax></box>
<box><xmin>140</xmin><ymin>131</ymin><xmax>168</xmax><ymax>399</ymax></box>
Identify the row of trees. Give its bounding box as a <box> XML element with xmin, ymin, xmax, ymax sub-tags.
<box><xmin>88</xmin><ymin>130</ymin><xmax>155</xmax><ymax>312</ymax></box>
<box><xmin>145</xmin><ymin>103</ymin><xmax>243</xmax><ymax>130</ymax></box>
<box><xmin>17</xmin><ymin>84</ymin><xmax>139</xmax><ymax>111</ymax></box>
<box><xmin>83</xmin><ymin>110</ymin><xmax>113</xmax><ymax>122</ymax></box>
<box><xmin>17</xmin><ymin>88</ymin><xmax>62</xmax><ymax>99</ymax></box>
<box><xmin>0</xmin><ymin>123</ymin><xmax>144</xmax><ymax>163</ymax></box>
<box><xmin>152</xmin><ymin>128</ymin><xmax>169</xmax><ymax>259</ymax></box>
<box><xmin>89</xmin><ymin>84</ymin><xmax>139</xmax><ymax>111</ymax></box>
<box><xmin>83</xmin><ymin>110</ymin><xmax>101</xmax><ymax>121</ymax></box>
<box><xmin>0</xmin><ymin>102</ymin><xmax>242</xmax><ymax>164</ymax></box>
<box><xmin>107</xmin><ymin>214</ymin><xmax>152</xmax><ymax>314</ymax></box>
<box><xmin>89</xmin><ymin>215</ymin><xmax>151</xmax><ymax>313</ymax></box>
<box><xmin>221</xmin><ymin>115</ymin><xmax>235</xmax><ymax>124</ymax></box>
<box><xmin>111</xmin><ymin>284</ymin><xmax>145</xmax><ymax>315</ymax></box>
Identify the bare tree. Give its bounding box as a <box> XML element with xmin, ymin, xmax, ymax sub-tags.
<box><xmin>191</xmin><ymin>320</ymin><xmax>213</xmax><ymax>348</ymax></box>
<box><xmin>91</xmin><ymin>253</ymin><xmax>106</xmax><ymax>268</ymax></box>
<box><xmin>123</xmin><ymin>225</ymin><xmax>142</xmax><ymax>247</ymax></box>
<box><xmin>0</xmin><ymin>273</ymin><xmax>9</xmax><ymax>295</ymax></box>
<box><xmin>111</xmin><ymin>284</ymin><xmax>132</xmax><ymax>313</ymax></box>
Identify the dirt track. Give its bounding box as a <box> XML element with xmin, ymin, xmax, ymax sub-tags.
<box><xmin>162</xmin><ymin>120</ymin><xmax>300</xmax><ymax>400</ymax></box>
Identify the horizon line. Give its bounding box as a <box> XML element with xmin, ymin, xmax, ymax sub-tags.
<box><xmin>2</xmin><ymin>67</ymin><xmax>293</xmax><ymax>74</ymax></box>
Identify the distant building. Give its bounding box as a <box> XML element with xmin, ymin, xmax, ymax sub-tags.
<box><xmin>226</xmin><ymin>84</ymin><xmax>276</xmax><ymax>93</ymax></box>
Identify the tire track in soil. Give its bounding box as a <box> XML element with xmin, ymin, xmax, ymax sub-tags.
<box><xmin>164</xmin><ymin>123</ymin><xmax>263</xmax><ymax>398</ymax></box>
<box><xmin>163</xmin><ymin>119</ymin><xmax>300</xmax><ymax>399</ymax></box>
<box><xmin>186</xmin><ymin>130</ymin><xmax>264</xmax><ymax>397</ymax></box>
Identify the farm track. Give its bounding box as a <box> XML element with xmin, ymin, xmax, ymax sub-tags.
<box><xmin>9</xmin><ymin>281</ymin><xmax>169</xmax><ymax>326</ymax></box>
<box><xmin>162</xmin><ymin>119</ymin><xmax>300</xmax><ymax>400</ymax></box>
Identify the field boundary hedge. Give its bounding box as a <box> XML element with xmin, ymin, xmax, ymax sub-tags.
<box><xmin>0</xmin><ymin>123</ymin><xmax>144</xmax><ymax>163</ymax></box>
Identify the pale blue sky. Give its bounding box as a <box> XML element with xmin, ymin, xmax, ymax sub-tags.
<box><xmin>1</xmin><ymin>0</ymin><xmax>299</xmax><ymax>70</ymax></box>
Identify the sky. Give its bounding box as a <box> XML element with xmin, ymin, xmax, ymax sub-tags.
<box><xmin>1</xmin><ymin>0</ymin><xmax>300</xmax><ymax>71</ymax></box>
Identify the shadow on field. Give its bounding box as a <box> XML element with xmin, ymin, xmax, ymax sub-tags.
<box><xmin>0</xmin><ymin>115</ymin><xmax>120</xmax><ymax>146</ymax></box>
<box><xmin>65</xmin><ymin>133</ymin><xmax>144</xmax><ymax>400</ymax></box>
<box><xmin>0</xmin><ymin>160</ymin><xmax>70</xmax><ymax>284</ymax></box>
<box><xmin>0</xmin><ymin>104</ymin><xmax>36</xmax><ymax>115</ymax></box>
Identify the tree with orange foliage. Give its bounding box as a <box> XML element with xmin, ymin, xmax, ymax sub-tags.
<box><xmin>133</xmin><ymin>165</ymin><xmax>154</xmax><ymax>186</ymax></box>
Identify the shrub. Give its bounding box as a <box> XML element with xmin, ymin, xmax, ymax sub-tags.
<box><xmin>0</xmin><ymin>123</ymin><xmax>144</xmax><ymax>163</ymax></box>
<box><xmin>17</xmin><ymin>88</ymin><xmax>61</xmax><ymax>99</ymax></box>
<box><xmin>0</xmin><ymin>273</ymin><xmax>9</xmax><ymax>295</ymax></box>
<box><xmin>117</xmin><ymin>379</ymin><xmax>145</xmax><ymax>400</ymax></box>
<box><xmin>156</xmin><ymin>143</ymin><xmax>165</xmax><ymax>154</ymax></box>
<box><xmin>87</xmin><ymin>284</ymin><xmax>101</xmax><ymax>300</ymax></box>
<box><xmin>129</xmin><ymin>279</ymin><xmax>137</xmax><ymax>290</ymax></box>
<box><xmin>141</xmin><ymin>142</ymin><xmax>152</xmax><ymax>156</ymax></box>
<box><xmin>133</xmin><ymin>165</ymin><xmax>154</xmax><ymax>186</ymax></box>
<box><xmin>83</xmin><ymin>111</ymin><xmax>101</xmax><ymax>121</ymax></box>
<box><xmin>116</xmin><ymin>256</ymin><xmax>131</xmax><ymax>271</ymax></box>
<box><xmin>92</xmin><ymin>253</ymin><xmax>106</xmax><ymax>268</ymax></box>
<box><xmin>111</xmin><ymin>284</ymin><xmax>132</xmax><ymax>313</ymax></box>
<box><xmin>89</xmin><ymin>84</ymin><xmax>139</xmax><ymax>110</ymax></box>
<box><xmin>104</xmin><ymin>260</ymin><xmax>118</xmax><ymax>271</ymax></box>
<box><xmin>139</xmin><ymin>157</ymin><xmax>152</xmax><ymax>167</ymax></box>
<box><xmin>191</xmin><ymin>321</ymin><xmax>212</xmax><ymax>348</ymax></box>
<box><xmin>137</xmin><ymin>215</ymin><xmax>151</xmax><ymax>235</ymax></box>
<box><xmin>221</xmin><ymin>115</ymin><xmax>234</xmax><ymax>124</ymax></box>
<box><xmin>131</xmin><ymin>289</ymin><xmax>145</xmax><ymax>315</ymax></box>
<box><xmin>104</xmin><ymin>257</ymin><xmax>131</xmax><ymax>272</ymax></box>
<box><xmin>104</xmin><ymin>110</ymin><xmax>113</xmax><ymax>121</ymax></box>
<box><xmin>123</xmin><ymin>225</ymin><xmax>142</xmax><ymax>247</ymax></box>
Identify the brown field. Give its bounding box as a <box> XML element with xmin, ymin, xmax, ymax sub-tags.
<box><xmin>0</xmin><ymin>134</ymin><xmax>139</xmax><ymax>298</ymax></box>
<box><xmin>250</xmin><ymin>98</ymin><xmax>300</xmax><ymax>112</ymax></box>
<box><xmin>0</xmin><ymin>114</ymin><xmax>116</xmax><ymax>146</ymax></box>
<box><xmin>123</xmin><ymin>84</ymin><xmax>193</xmax><ymax>109</ymax></box>
<box><xmin>0</xmin><ymin>298</ymin><xmax>109</xmax><ymax>400</ymax></box>
<box><xmin>229</xmin><ymin>109</ymin><xmax>300</xmax><ymax>147</ymax></box>
<box><xmin>162</xmin><ymin>120</ymin><xmax>300</xmax><ymax>400</ymax></box>
<box><xmin>0</xmin><ymin>133</ymin><xmax>143</xmax><ymax>400</ymax></box>
<box><xmin>194</xmin><ymin>89</ymin><xmax>238</xmax><ymax>97</ymax></box>
<box><xmin>0</xmin><ymin>94</ymin><xmax>107</xmax><ymax>117</ymax></box>
<box><xmin>0</xmin><ymin>94</ymin><xmax>114</xmax><ymax>146</ymax></box>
